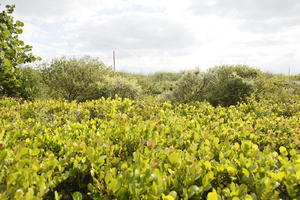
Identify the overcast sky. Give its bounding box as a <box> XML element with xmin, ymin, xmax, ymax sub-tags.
<box><xmin>2</xmin><ymin>0</ymin><xmax>300</xmax><ymax>74</ymax></box>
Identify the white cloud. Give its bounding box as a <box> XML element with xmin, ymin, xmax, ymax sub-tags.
<box><xmin>1</xmin><ymin>0</ymin><xmax>299</xmax><ymax>74</ymax></box>
<box><xmin>19</xmin><ymin>21</ymin><xmax>49</xmax><ymax>41</ymax></box>
<box><xmin>64</xmin><ymin>13</ymin><xmax>194</xmax><ymax>52</ymax></box>
<box><xmin>190</xmin><ymin>0</ymin><xmax>300</xmax><ymax>19</ymax></box>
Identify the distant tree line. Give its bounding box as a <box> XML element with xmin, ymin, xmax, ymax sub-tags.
<box><xmin>1</xmin><ymin>4</ymin><xmax>299</xmax><ymax>106</ymax></box>
<box><xmin>15</xmin><ymin>58</ymin><xmax>300</xmax><ymax>106</ymax></box>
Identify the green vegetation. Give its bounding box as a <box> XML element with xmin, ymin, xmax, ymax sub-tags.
<box><xmin>38</xmin><ymin>56</ymin><xmax>110</xmax><ymax>101</ymax></box>
<box><xmin>0</xmin><ymin>5</ymin><xmax>38</xmax><ymax>98</ymax></box>
<box><xmin>0</xmin><ymin>97</ymin><xmax>299</xmax><ymax>199</ymax></box>
<box><xmin>1</xmin><ymin>4</ymin><xmax>300</xmax><ymax>200</ymax></box>
<box><xmin>19</xmin><ymin>61</ymin><xmax>299</xmax><ymax>108</ymax></box>
<box><xmin>1</xmin><ymin>4</ymin><xmax>299</xmax><ymax>106</ymax></box>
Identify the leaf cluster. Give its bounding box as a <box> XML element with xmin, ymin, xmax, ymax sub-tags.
<box><xmin>0</xmin><ymin>5</ymin><xmax>38</xmax><ymax>98</ymax></box>
<box><xmin>0</xmin><ymin>97</ymin><xmax>299</xmax><ymax>199</ymax></box>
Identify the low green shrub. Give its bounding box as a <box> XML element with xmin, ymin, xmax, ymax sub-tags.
<box><xmin>0</xmin><ymin>97</ymin><xmax>299</xmax><ymax>199</ymax></box>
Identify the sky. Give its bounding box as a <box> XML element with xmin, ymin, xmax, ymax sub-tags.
<box><xmin>1</xmin><ymin>0</ymin><xmax>300</xmax><ymax>74</ymax></box>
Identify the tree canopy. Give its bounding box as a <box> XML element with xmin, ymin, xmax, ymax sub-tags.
<box><xmin>0</xmin><ymin>4</ymin><xmax>38</xmax><ymax>98</ymax></box>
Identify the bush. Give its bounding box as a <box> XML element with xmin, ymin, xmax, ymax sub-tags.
<box><xmin>205</xmin><ymin>66</ymin><xmax>259</xmax><ymax>106</ymax></box>
<box><xmin>171</xmin><ymin>70</ymin><xmax>207</xmax><ymax>103</ymax></box>
<box><xmin>96</xmin><ymin>76</ymin><xmax>142</xmax><ymax>99</ymax></box>
<box><xmin>171</xmin><ymin>65</ymin><xmax>262</xmax><ymax>106</ymax></box>
<box><xmin>19</xmin><ymin>66</ymin><xmax>49</xmax><ymax>99</ymax></box>
<box><xmin>0</xmin><ymin>97</ymin><xmax>299</xmax><ymax>199</ymax></box>
<box><xmin>39</xmin><ymin>56</ymin><xmax>110</xmax><ymax>101</ymax></box>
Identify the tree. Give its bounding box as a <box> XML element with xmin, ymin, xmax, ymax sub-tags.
<box><xmin>0</xmin><ymin>5</ymin><xmax>38</xmax><ymax>98</ymax></box>
<box><xmin>19</xmin><ymin>66</ymin><xmax>48</xmax><ymax>99</ymax></box>
<box><xmin>205</xmin><ymin>65</ymin><xmax>259</xmax><ymax>106</ymax></box>
<box><xmin>171</xmin><ymin>65</ymin><xmax>262</xmax><ymax>106</ymax></box>
<box><xmin>39</xmin><ymin>56</ymin><xmax>111</xmax><ymax>101</ymax></box>
<box><xmin>97</xmin><ymin>75</ymin><xmax>142</xmax><ymax>100</ymax></box>
<box><xmin>171</xmin><ymin>70</ymin><xmax>208</xmax><ymax>103</ymax></box>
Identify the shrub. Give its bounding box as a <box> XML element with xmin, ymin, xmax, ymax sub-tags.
<box><xmin>96</xmin><ymin>76</ymin><xmax>142</xmax><ymax>99</ymax></box>
<box><xmin>171</xmin><ymin>70</ymin><xmax>208</xmax><ymax>103</ymax></box>
<box><xmin>39</xmin><ymin>56</ymin><xmax>110</xmax><ymax>101</ymax></box>
<box><xmin>171</xmin><ymin>65</ymin><xmax>262</xmax><ymax>106</ymax></box>
<box><xmin>205</xmin><ymin>66</ymin><xmax>259</xmax><ymax>106</ymax></box>
<box><xmin>19</xmin><ymin>66</ymin><xmax>49</xmax><ymax>99</ymax></box>
<box><xmin>0</xmin><ymin>97</ymin><xmax>299</xmax><ymax>199</ymax></box>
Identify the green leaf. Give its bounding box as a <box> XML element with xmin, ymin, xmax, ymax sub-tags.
<box><xmin>14</xmin><ymin>189</ymin><xmax>24</xmax><ymax>199</ymax></box>
<box><xmin>245</xmin><ymin>194</ymin><xmax>253</xmax><ymax>200</ymax></box>
<box><xmin>279</xmin><ymin>146</ymin><xmax>288</xmax><ymax>156</ymax></box>
<box><xmin>188</xmin><ymin>185</ymin><xmax>200</xmax><ymax>198</ymax></box>
<box><xmin>162</xmin><ymin>195</ymin><xmax>175</xmax><ymax>200</ymax></box>
<box><xmin>169</xmin><ymin>152</ymin><xmax>181</xmax><ymax>165</ymax></box>
<box><xmin>72</xmin><ymin>192</ymin><xmax>82</xmax><ymax>200</ymax></box>
<box><xmin>16</xmin><ymin>20</ymin><xmax>24</xmax><ymax>27</ymax></box>
<box><xmin>289</xmin><ymin>149</ymin><xmax>296</xmax><ymax>156</ymax></box>
<box><xmin>204</xmin><ymin>161</ymin><xmax>212</xmax><ymax>170</ymax></box>
<box><xmin>3</xmin><ymin>59</ymin><xmax>11</xmax><ymax>67</ymax></box>
<box><xmin>202</xmin><ymin>171</ymin><xmax>214</xmax><ymax>187</ymax></box>
<box><xmin>54</xmin><ymin>191</ymin><xmax>61</xmax><ymax>200</ymax></box>
<box><xmin>169</xmin><ymin>191</ymin><xmax>177</xmax><ymax>199</ymax></box>
<box><xmin>296</xmin><ymin>171</ymin><xmax>300</xmax><ymax>180</ymax></box>
<box><xmin>242</xmin><ymin>168</ymin><xmax>250</xmax><ymax>178</ymax></box>
<box><xmin>25</xmin><ymin>188</ymin><xmax>34</xmax><ymax>200</ymax></box>
<box><xmin>207</xmin><ymin>189</ymin><xmax>218</xmax><ymax>200</ymax></box>
<box><xmin>16</xmin><ymin>28</ymin><xmax>23</xmax><ymax>34</ymax></box>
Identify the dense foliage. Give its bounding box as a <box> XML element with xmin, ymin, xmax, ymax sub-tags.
<box><xmin>97</xmin><ymin>75</ymin><xmax>142</xmax><ymax>100</ymax></box>
<box><xmin>19</xmin><ymin>59</ymin><xmax>299</xmax><ymax>107</ymax></box>
<box><xmin>0</xmin><ymin>5</ymin><xmax>38</xmax><ymax>98</ymax></box>
<box><xmin>38</xmin><ymin>57</ymin><xmax>110</xmax><ymax>101</ymax></box>
<box><xmin>172</xmin><ymin>66</ymin><xmax>263</xmax><ymax>106</ymax></box>
<box><xmin>1</xmin><ymin>4</ymin><xmax>299</xmax><ymax>200</ymax></box>
<box><xmin>0</xmin><ymin>97</ymin><xmax>299</xmax><ymax>199</ymax></box>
